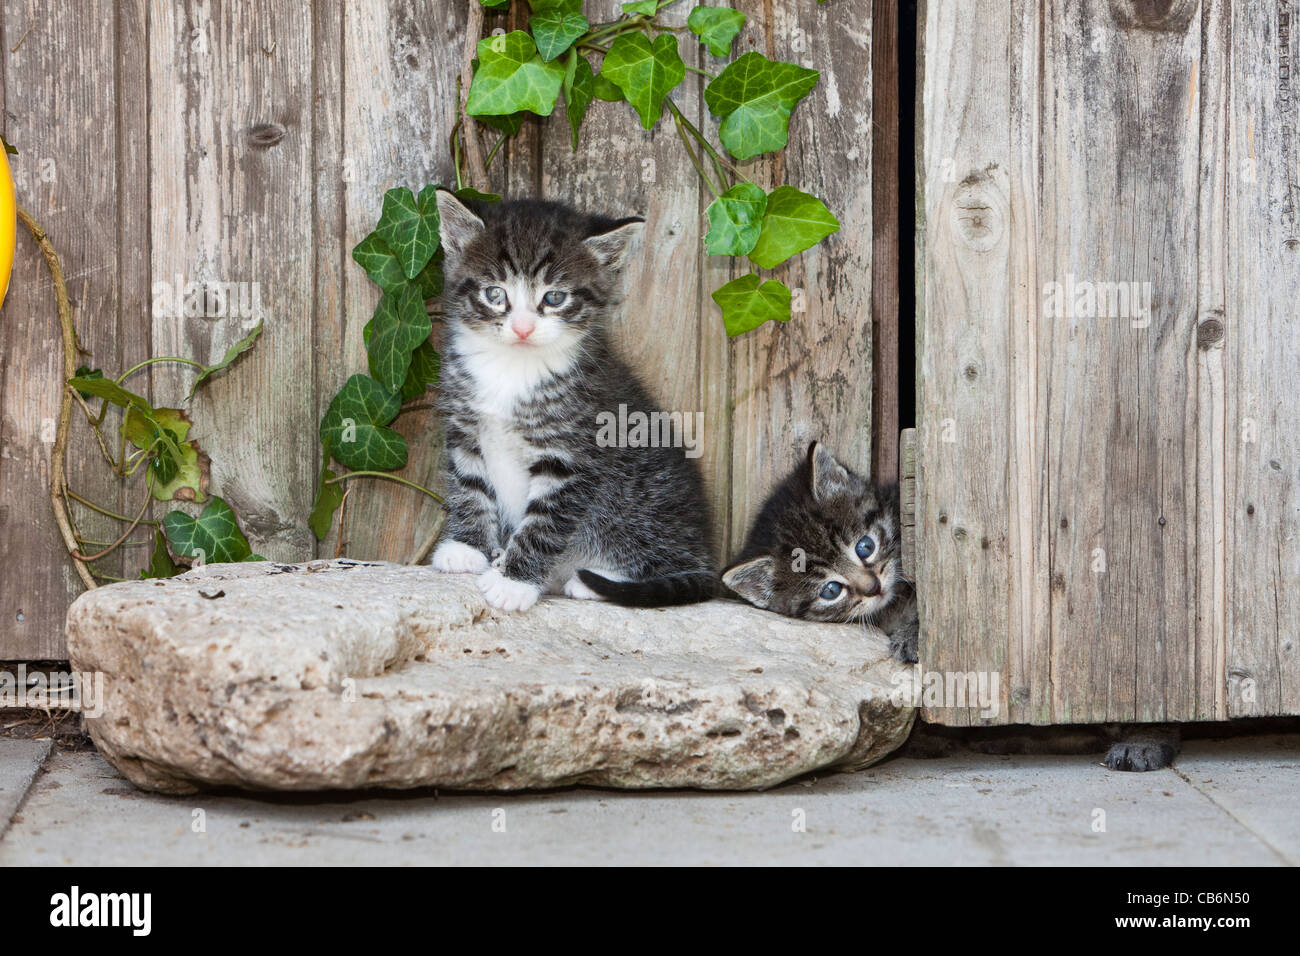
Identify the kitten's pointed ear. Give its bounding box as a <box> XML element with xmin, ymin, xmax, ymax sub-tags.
<box><xmin>722</xmin><ymin>556</ymin><xmax>777</xmax><ymax>610</ymax></box>
<box><xmin>807</xmin><ymin>441</ymin><xmax>854</xmax><ymax>502</ymax></box>
<box><xmin>435</xmin><ymin>188</ymin><xmax>486</xmax><ymax>266</ymax></box>
<box><xmin>584</xmin><ymin>217</ymin><xmax>644</xmax><ymax>269</ymax></box>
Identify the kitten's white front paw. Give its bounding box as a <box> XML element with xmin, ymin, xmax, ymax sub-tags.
<box><xmin>431</xmin><ymin>539</ymin><xmax>490</xmax><ymax>574</ymax></box>
<box><xmin>562</xmin><ymin>574</ymin><xmax>605</xmax><ymax>601</ymax></box>
<box><xmin>477</xmin><ymin>567</ymin><xmax>542</xmax><ymax>612</ymax></box>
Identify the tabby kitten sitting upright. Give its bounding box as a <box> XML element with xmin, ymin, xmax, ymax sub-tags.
<box><xmin>429</xmin><ymin>190</ymin><xmax>715</xmax><ymax>612</ymax></box>
<box><xmin>723</xmin><ymin>443</ymin><xmax>919</xmax><ymax>662</ymax></box>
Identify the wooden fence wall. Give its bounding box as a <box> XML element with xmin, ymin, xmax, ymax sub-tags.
<box><xmin>0</xmin><ymin>0</ymin><xmax>878</xmax><ymax>659</ymax></box>
<box><xmin>917</xmin><ymin>0</ymin><xmax>1300</xmax><ymax>725</ymax></box>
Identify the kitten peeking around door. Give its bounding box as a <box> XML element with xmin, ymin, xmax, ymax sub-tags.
<box><xmin>429</xmin><ymin>191</ymin><xmax>715</xmax><ymax>612</ymax></box>
<box><xmin>723</xmin><ymin>442</ymin><xmax>919</xmax><ymax>663</ymax></box>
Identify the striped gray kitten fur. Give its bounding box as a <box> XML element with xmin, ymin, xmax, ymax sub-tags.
<box><xmin>722</xmin><ymin>443</ymin><xmax>919</xmax><ymax>662</ymax></box>
<box><xmin>429</xmin><ymin>190</ymin><xmax>715</xmax><ymax>612</ymax></box>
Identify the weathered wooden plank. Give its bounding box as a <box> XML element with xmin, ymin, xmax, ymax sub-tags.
<box><xmin>1040</xmin><ymin>0</ymin><xmax>1204</xmax><ymax>724</ymax></box>
<box><xmin>916</xmin><ymin>0</ymin><xmax>1014</xmax><ymax>725</ymax></box>
<box><xmin>330</xmin><ymin>0</ymin><xmax>464</xmax><ymax>561</ymax></box>
<box><xmin>311</xmin><ymin>0</ymin><xmax>347</xmax><ymax>560</ymax></box>
<box><xmin>725</xmin><ymin>0</ymin><xmax>874</xmax><ymax>558</ymax></box>
<box><xmin>148</xmin><ymin>1</ymin><xmax>316</xmax><ymax>565</ymax></box>
<box><xmin>0</xmin><ymin>0</ymin><xmax>132</xmax><ymax>657</ymax></box>
<box><xmin>871</xmin><ymin>0</ymin><xmax>900</xmax><ymax>485</ymax></box>
<box><xmin>1196</xmin><ymin>0</ymin><xmax>1229</xmax><ymax>720</ymax></box>
<box><xmin>1005</xmin><ymin>0</ymin><xmax>1051</xmax><ymax>725</ymax></box>
<box><xmin>1226</xmin><ymin>0</ymin><xmax>1300</xmax><ymax>717</ymax></box>
<box><xmin>115</xmin><ymin>0</ymin><xmax>154</xmax><ymax>578</ymax></box>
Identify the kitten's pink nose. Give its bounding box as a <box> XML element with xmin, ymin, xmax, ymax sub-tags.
<box><xmin>510</xmin><ymin>315</ymin><xmax>536</xmax><ymax>340</ymax></box>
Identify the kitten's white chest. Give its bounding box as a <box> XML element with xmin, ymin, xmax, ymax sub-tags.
<box><xmin>456</xmin><ymin>331</ymin><xmax>574</xmax><ymax>534</ymax></box>
<box><xmin>478</xmin><ymin>414</ymin><xmax>531</xmax><ymax>533</ymax></box>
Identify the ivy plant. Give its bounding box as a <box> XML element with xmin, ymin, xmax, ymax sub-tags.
<box><xmin>465</xmin><ymin>0</ymin><xmax>840</xmax><ymax>336</ymax></box>
<box><xmin>309</xmin><ymin>0</ymin><xmax>843</xmax><ymax>541</ymax></box>
<box><xmin>308</xmin><ymin>186</ymin><xmax>460</xmax><ymax>541</ymax></box>
<box><xmin>62</xmin><ymin>322</ymin><xmax>265</xmax><ymax>580</ymax></box>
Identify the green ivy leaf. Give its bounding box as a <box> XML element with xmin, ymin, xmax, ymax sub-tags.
<box><xmin>122</xmin><ymin>406</ymin><xmax>190</xmax><ymax>450</ymax></box>
<box><xmin>375</xmin><ymin>186</ymin><xmax>442</xmax><ymax>280</ymax></box>
<box><xmin>704</xmin><ymin>52</ymin><xmax>819</xmax><ymax>160</ymax></box>
<box><xmin>621</xmin><ymin>0</ymin><xmax>676</xmax><ymax>14</ymax></box>
<box><xmin>309</xmin><ymin>440</ymin><xmax>344</xmax><ymax>541</ymax></box>
<box><xmin>564</xmin><ymin>53</ymin><xmax>596</xmax><ymax>151</ymax></box>
<box><xmin>162</xmin><ymin>497</ymin><xmax>257</xmax><ymax>565</ymax></box>
<box><xmin>704</xmin><ymin>182</ymin><xmax>768</xmax><ymax>256</ymax></box>
<box><xmin>139</xmin><ymin>529</ymin><xmax>181</xmax><ymax>579</ymax></box>
<box><xmin>480</xmin><ymin>0</ymin><xmax>511</xmax><ymax>8</ymax></box>
<box><xmin>747</xmin><ymin>185</ymin><xmax>840</xmax><ymax>269</ymax></box>
<box><xmin>0</xmin><ymin>135</ymin><xmax>17</xmax><ymax>157</ymax></box>
<box><xmin>73</xmin><ymin>366</ymin><xmax>104</xmax><ymax>400</ymax></box>
<box><xmin>352</xmin><ymin>232</ymin><xmax>409</xmax><ymax>295</ymax></box>
<box><xmin>467</xmin><ymin>32</ymin><xmax>566</xmax><ymax>117</ymax></box>
<box><xmin>414</xmin><ymin>253</ymin><xmax>445</xmax><ymax>300</ymax></box>
<box><xmin>600</xmin><ymin>33</ymin><xmax>685</xmax><ymax>130</ymax></box>
<box><xmin>188</xmin><ymin>319</ymin><xmax>263</xmax><ymax>398</ymax></box>
<box><xmin>150</xmin><ymin>443</ymin><xmax>180</xmax><ymax>486</ymax></box>
<box><xmin>364</xmin><ymin>285</ymin><xmax>432</xmax><ymax>393</ymax></box>
<box><xmin>711</xmin><ymin>274</ymin><xmax>792</xmax><ymax>336</ymax></box>
<box><xmin>122</xmin><ymin>406</ymin><xmax>208</xmax><ymax>503</ymax></box>
<box><xmin>592</xmin><ymin>70</ymin><xmax>624</xmax><ymax>102</ymax></box>
<box><xmin>687</xmin><ymin>6</ymin><xmax>747</xmax><ymax>57</ymax></box>
<box><xmin>320</xmin><ymin>374</ymin><xmax>407</xmax><ymax>472</ymax></box>
<box><xmin>400</xmin><ymin>341</ymin><xmax>441</xmax><ymax>402</ymax></box>
<box><xmin>67</xmin><ymin>374</ymin><xmax>150</xmax><ymax>412</ymax></box>
<box><xmin>530</xmin><ymin>3</ymin><xmax>588</xmax><ymax>62</ymax></box>
<box><xmin>453</xmin><ymin>187</ymin><xmax>501</xmax><ymax>203</ymax></box>
<box><xmin>476</xmin><ymin>111</ymin><xmax>525</xmax><ymax>136</ymax></box>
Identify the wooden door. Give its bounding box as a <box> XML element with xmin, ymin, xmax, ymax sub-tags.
<box><xmin>915</xmin><ymin>0</ymin><xmax>1300</xmax><ymax>725</ymax></box>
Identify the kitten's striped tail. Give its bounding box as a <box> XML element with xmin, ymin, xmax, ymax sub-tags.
<box><xmin>576</xmin><ymin>570</ymin><xmax>715</xmax><ymax>607</ymax></box>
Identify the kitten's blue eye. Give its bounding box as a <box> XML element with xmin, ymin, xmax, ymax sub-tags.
<box><xmin>542</xmin><ymin>289</ymin><xmax>567</xmax><ymax>307</ymax></box>
<box><xmin>484</xmin><ymin>285</ymin><xmax>506</xmax><ymax>305</ymax></box>
<box><xmin>819</xmin><ymin>581</ymin><xmax>844</xmax><ymax>600</ymax></box>
<box><xmin>856</xmin><ymin>536</ymin><xmax>876</xmax><ymax>560</ymax></box>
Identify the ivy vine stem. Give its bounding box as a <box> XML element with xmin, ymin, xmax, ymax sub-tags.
<box><xmin>482</xmin><ymin>131</ymin><xmax>510</xmax><ymax>171</ymax></box>
<box><xmin>664</xmin><ymin>97</ymin><xmax>740</xmax><ymax>191</ymax></box>
<box><xmin>70</xmin><ymin>390</ymin><xmax>125</xmax><ymax>473</ymax></box>
<box><xmin>673</xmin><ymin>105</ymin><xmax>719</xmax><ymax>198</ymax></box>
<box><xmin>16</xmin><ymin>203</ymin><xmax>97</xmax><ymax>590</ymax></box>
<box><xmin>64</xmin><ymin>487</ymin><xmax>160</xmax><ymax>527</ymax></box>
<box><xmin>584</xmin><ymin>17</ymin><xmax>649</xmax><ymax>44</ymax></box>
<box><xmin>116</xmin><ymin>355</ymin><xmax>204</xmax><ymax>385</ymax></box>
<box><xmin>87</xmin><ymin>570</ymin><xmax>129</xmax><ymax>583</ymax></box>
<box><xmin>71</xmin><ymin>473</ymin><xmax>154</xmax><ymax>561</ymax></box>
<box><xmin>324</xmin><ymin>471</ymin><xmax>445</xmax><ymax>504</ymax></box>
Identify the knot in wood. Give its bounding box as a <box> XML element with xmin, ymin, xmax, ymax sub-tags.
<box><xmin>950</xmin><ymin>179</ymin><xmax>1002</xmax><ymax>253</ymax></box>
<box><xmin>1107</xmin><ymin>0</ymin><xmax>1197</xmax><ymax>32</ymax></box>
<box><xmin>1196</xmin><ymin>317</ymin><xmax>1224</xmax><ymax>349</ymax></box>
<box><xmin>248</xmin><ymin>122</ymin><xmax>287</xmax><ymax>148</ymax></box>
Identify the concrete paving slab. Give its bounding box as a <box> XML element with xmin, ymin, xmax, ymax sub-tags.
<box><xmin>1</xmin><ymin>742</ymin><xmax>1291</xmax><ymax>865</ymax></box>
<box><xmin>1174</xmin><ymin>735</ymin><xmax>1299</xmax><ymax>865</ymax></box>
<box><xmin>0</xmin><ymin>738</ymin><xmax>51</xmax><ymax>838</ymax></box>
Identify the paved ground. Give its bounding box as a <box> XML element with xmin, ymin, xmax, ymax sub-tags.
<box><xmin>1</xmin><ymin>734</ymin><xmax>1294</xmax><ymax>865</ymax></box>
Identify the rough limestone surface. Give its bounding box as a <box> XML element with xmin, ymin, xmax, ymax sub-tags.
<box><xmin>65</xmin><ymin>560</ymin><xmax>916</xmax><ymax>795</ymax></box>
